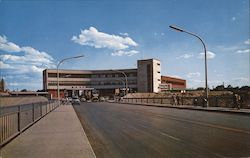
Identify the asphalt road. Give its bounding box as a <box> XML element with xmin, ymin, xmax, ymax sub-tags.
<box><xmin>73</xmin><ymin>102</ymin><xmax>250</xmax><ymax>158</ymax></box>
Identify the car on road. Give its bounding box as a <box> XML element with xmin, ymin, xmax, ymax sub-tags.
<box><xmin>99</xmin><ymin>96</ymin><xmax>105</xmax><ymax>102</ymax></box>
<box><xmin>72</xmin><ymin>97</ymin><xmax>81</xmax><ymax>105</ymax></box>
<box><xmin>67</xmin><ymin>97</ymin><xmax>72</xmax><ymax>102</ymax></box>
<box><xmin>80</xmin><ymin>97</ymin><xmax>86</xmax><ymax>102</ymax></box>
<box><xmin>92</xmin><ymin>97</ymin><xmax>99</xmax><ymax>102</ymax></box>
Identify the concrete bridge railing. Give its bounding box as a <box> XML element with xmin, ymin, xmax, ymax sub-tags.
<box><xmin>122</xmin><ymin>95</ymin><xmax>249</xmax><ymax>109</ymax></box>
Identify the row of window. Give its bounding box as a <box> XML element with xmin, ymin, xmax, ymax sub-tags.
<box><xmin>48</xmin><ymin>80</ymin><xmax>137</xmax><ymax>86</ymax></box>
<box><xmin>48</xmin><ymin>72</ymin><xmax>137</xmax><ymax>78</ymax></box>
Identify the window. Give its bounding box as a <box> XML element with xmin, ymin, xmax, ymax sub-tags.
<box><xmin>91</xmin><ymin>74</ymin><xmax>99</xmax><ymax>78</ymax></box>
<box><xmin>107</xmin><ymin>74</ymin><xmax>113</xmax><ymax>78</ymax></box>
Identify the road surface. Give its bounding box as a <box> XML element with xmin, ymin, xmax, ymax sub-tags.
<box><xmin>73</xmin><ymin>102</ymin><xmax>250</xmax><ymax>158</ymax></box>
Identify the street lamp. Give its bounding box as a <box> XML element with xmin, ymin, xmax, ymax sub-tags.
<box><xmin>111</xmin><ymin>69</ymin><xmax>128</xmax><ymax>95</ymax></box>
<box><xmin>169</xmin><ymin>25</ymin><xmax>209</xmax><ymax>107</ymax></box>
<box><xmin>57</xmin><ymin>55</ymin><xmax>84</xmax><ymax>105</ymax></box>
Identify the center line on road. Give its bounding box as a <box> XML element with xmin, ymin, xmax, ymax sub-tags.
<box><xmin>159</xmin><ymin>132</ymin><xmax>181</xmax><ymax>142</ymax></box>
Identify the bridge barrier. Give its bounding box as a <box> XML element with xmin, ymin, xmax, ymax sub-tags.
<box><xmin>0</xmin><ymin>100</ymin><xmax>59</xmax><ymax>147</ymax></box>
<box><xmin>121</xmin><ymin>95</ymin><xmax>249</xmax><ymax>108</ymax></box>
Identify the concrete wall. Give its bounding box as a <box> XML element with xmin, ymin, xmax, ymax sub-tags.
<box><xmin>0</xmin><ymin>96</ymin><xmax>49</xmax><ymax>107</ymax></box>
<box><xmin>124</xmin><ymin>92</ymin><xmax>250</xmax><ymax>109</ymax></box>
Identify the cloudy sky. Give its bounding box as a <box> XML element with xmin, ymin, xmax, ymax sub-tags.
<box><xmin>0</xmin><ymin>0</ymin><xmax>249</xmax><ymax>90</ymax></box>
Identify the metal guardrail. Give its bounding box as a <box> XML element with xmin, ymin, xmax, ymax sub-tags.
<box><xmin>0</xmin><ymin>100</ymin><xmax>59</xmax><ymax>147</ymax></box>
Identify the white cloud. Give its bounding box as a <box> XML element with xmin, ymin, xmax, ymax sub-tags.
<box><xmin>31</xmin><ymin>65</ymin><xmax>45</xmax><ymax>73</ymax></box>
<box><xmin>0</xmin><ymin>35</ymin><xmax>55</xmax><ymax>70</ymax></box>
<box><xmin>0</xmin><ymin>61</ymin><xmax>13</xmax><ymax>69</ymax></box>
<box><xmin>0</xmin><ymin>35</ymin><xmax>22</xmax><ymax>52</ymax></box>
<box><xmin>187</xmin><ymin>72</ymin><xmax>201</xmax><ymax>78</ymax></box>
<box><xmin>244</xmin><ymin>39</ymin><xmax>250</xmax><ymax>45</ymax></box>
<box><xmin>0</xmin><ymin>35</ymin><xmax>56</xmax><ymax>90</ymax></box>
<box><xmin>111</xmin><ymin>50</ymin><xmax>139</xmax><ymax>56</ymax></box>
<box><xmin>72</xmin><ymin>27</ymin><xmax>138</xmax><ymax>50</ymax></box>
<box><xmin>9</xmin><ymin>82</ymin><xmax>19</xmax><ymax>86</ymax></box>
<box><xmin>236</xmin><ymin>49</ymin><xmax>250</xmax><ymax>54</ymax></box>
<box><xmin>119</xmin><ymin>32</ymin><xmax>129</xmax><ymax>36</ymax></box>
<box><xmin>177</xmin><ymin>53</ymin><xmax>193</xmax><ymax>59</ymax></box>
<box><xmin>198</xmin><ymin>51</ymin><xmax>216</xmax><ymax>59</ymax></box>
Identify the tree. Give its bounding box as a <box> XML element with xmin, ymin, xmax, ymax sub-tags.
<box><xmin>214</xmin><ymin>85</ymin><xmax>224</xmax><ymax>91</ymax></box>
<box><xmin>196</xmin><ymin>87</ymin><xmax>204</xmax><ymax>90</ymax></box>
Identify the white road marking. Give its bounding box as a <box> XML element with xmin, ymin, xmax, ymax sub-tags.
<box><xmin>159</xmin><ymin>132</ymin><xmax>181</xmax><ymax>141</ymax></box>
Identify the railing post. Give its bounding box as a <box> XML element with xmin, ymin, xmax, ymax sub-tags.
<box><xmin>32</xmin><ymin>103</ymin><xmax>35</xmax><ymax>122</ymax></box>
<box><xmin>40</xmin><ymin>102</ymin><xmax>42</xmax><ymax>117</ymax></box>
<box><xmin>17</xmin><ymin>105</ymin><xmax>21</xmax><ymax>132</ymax></box>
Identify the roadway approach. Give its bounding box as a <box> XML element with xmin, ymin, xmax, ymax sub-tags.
<box><xmin>73</xmin><ymin>102</ymin><xmax>250</xmax><ymax>158</ymax></box>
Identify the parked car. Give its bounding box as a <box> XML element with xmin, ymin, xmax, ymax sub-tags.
<box><xmin>99</xmin><ymin>96</ymin><xmax>105</xmax><ymax>102</ymax></box>
<box><xmin>92</xmin><ymin>97</ymin><xmax>99</xmax><ymax>102</ymax></box>
<box><xmin>80</xmin><ymin>97</ymin><xmax>86</xmax><ymax>102</ymax></box>
<box><xmin>72</xmin><ymin>97</ymin><xmax>81</xmax><ymax>105</ymax></box>
<box><xmin>67</xmin><ymin>97</ymin><xmax>72</xmax><ymax>102</ymax></box>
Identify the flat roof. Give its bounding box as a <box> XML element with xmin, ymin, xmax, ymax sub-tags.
<box><xmin>161</xmin><ymin>75</ymin><xmax>186</xmax><ymax>81</ymax></box>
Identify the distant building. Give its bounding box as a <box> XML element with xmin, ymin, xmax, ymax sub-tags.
<box><xmin>160</xmin><ymin>76</ymin><xmax>186</xmax><ymax>91</ymax></box>
<box><xmin>43</xmin><ymin>59</ymin><xmax>186</xmax><ymax>98</ymax></box>
<box><xmin>0</xmin><ymin>78</ymin><xmax>5</xmax><ymax>92</ymax></box>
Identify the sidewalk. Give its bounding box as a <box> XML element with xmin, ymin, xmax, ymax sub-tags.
<box><xmin>119</xmin><ymin>101</ymin><xmax>250</xmax><ymax>115</ymax></box>
<box><xmin>0</xmin><ymin>105</ymin><xmax>96</xmax><ymax>158</ymax></box>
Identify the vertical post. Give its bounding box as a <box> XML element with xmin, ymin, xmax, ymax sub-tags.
<box><xmin>17</xmin><ymin>106</ymin><xmax>21</xmax><ymax>132</ymax></box>
<box><xmin>32</xmin><ymin>103</ymin><xmax>35</xmax><ymax>122</ymax></box>
<box><xmin>40</xmin><ymin>102</ymin><xmax>42</xmax><ymax>117</ymax></box>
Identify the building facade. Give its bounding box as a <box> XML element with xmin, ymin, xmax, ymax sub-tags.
<box><xmin>43</xmin><ymin>59</ymin><xmax>186</xmax><ymax>98</ymax></box>
<box><xmin>0</xmin><ymin>78</ymin><xmax>5</xmax><ymax>92</ymax></box>
<box><xmin>160</xmin><ymin>76</ymin><xmax>186</xmax><ymax>91</ymax></box>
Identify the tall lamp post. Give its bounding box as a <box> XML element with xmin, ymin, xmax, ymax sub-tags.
<box><xmin>169</xmin><ymin>25</ymin><xmax>209</xmax><ymax>107</ymax></box>
<box><xmin>57</xmin><ymin>55</ymin><xmax>84</xmax><ymax>105</ymax></box>
<box><xmin>111</xmin><ymin>69</ymin><xmax>128</xmax><ymax>95</ymax></box>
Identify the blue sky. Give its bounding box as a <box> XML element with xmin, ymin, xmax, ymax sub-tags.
<box><xmin>0</xmin><ymin>0</ymin><xmax>249</xmax><ymax>90</ymax></box>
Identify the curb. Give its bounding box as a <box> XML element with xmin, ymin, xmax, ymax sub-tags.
<box><xmin>71</xmin><ymin>104</ymin><xmax>97</xmax><ymax>158</ymax></box>
<box><xmin>110</xmin><ymin>101</ymin><xmax>250</xmax><ymax>116</ymax></box>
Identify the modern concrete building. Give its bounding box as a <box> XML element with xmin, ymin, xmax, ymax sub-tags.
<box><xmin>43</xmin><ymin>59</ymin><xmax>186</xmax><ymax>98</ymax></box>
<box><xmin>137</xmin><ymin>59</ymin><xmax>161</xmax><ymax>93</ymax></box>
